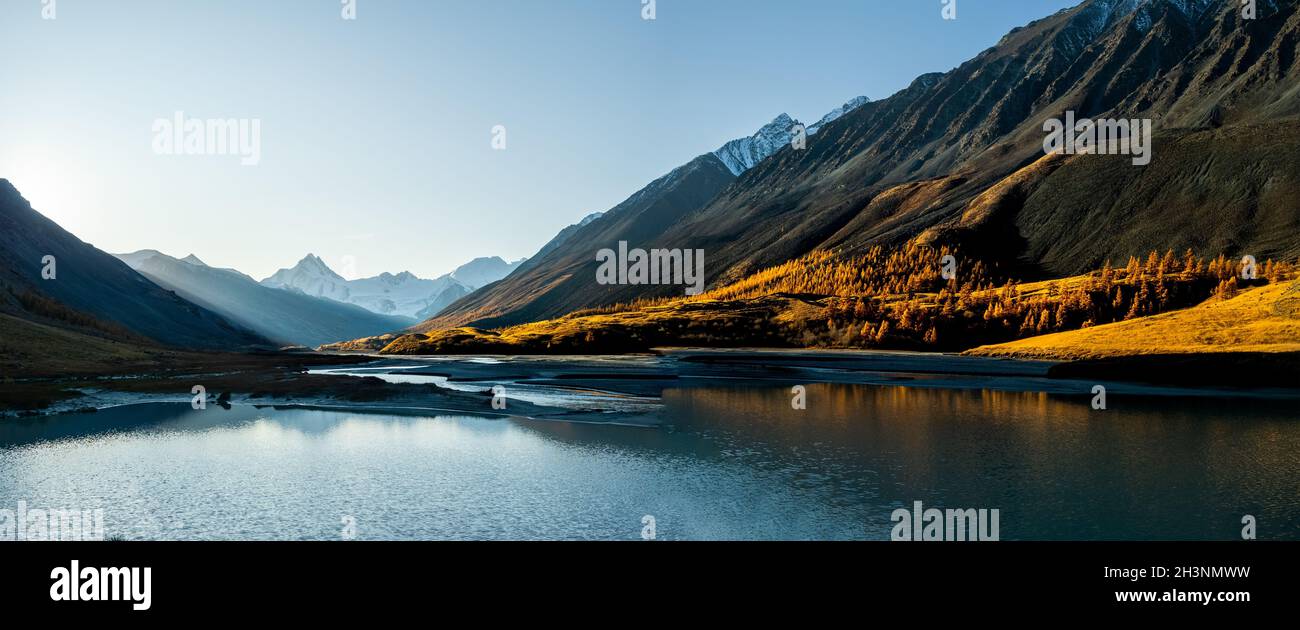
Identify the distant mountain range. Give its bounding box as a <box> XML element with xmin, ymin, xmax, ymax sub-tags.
<box><xmin>0</xmin><ymin>174</ymin><xmax>529</xmax><ymax>351</ymax></box>
<box><xmin>114</xmin><ymin>250</ymin><xmax>410</xmax><ymax>347</ymax></box>
<box><xmin>261</xmin><ymin>254</ymin><xmax>525</xmax><ymax>319</ymax></box>
<box><xmin>0</xmin><ymin>179</ymin><xmax>268</xmax><ymax>350</ymax></box>
<box><xmin>423</xmin><ymin>0</ymin><xmax>1300</xmax><ymax>331</ymax></box>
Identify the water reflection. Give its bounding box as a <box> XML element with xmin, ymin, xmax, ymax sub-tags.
<box><xmin>0</xmin><ymin>383</ymin><xmax>1296</xmax><ymax>540</ymax></box>
<box><xmin>661</xmin><ymin>384</ymin><xmax>1300</xmax><ymax>540</ymax></box>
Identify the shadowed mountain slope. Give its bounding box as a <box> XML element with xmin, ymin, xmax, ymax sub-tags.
<box><xmin>0</xmin><ymin>180</ymin><xmax>267</xmax><ymax>350</ymax></box>
<box><xmin>118</xmin><ymin>251</ymin><xmax>412</xmax><ymax>347</ymax></box>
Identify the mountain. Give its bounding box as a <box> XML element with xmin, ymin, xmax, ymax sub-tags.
<box><xmin>0</xmin><ymin>180</ymin><xmax>267</xmax><ymax>349</ymax></box>
<box><xmin>421</xmin><ymin>153</ymin><xmax>738</xmax><ymax>329</ymax></box>
<box><xmin>261</xmin><ymin>254</ymin><xmax>350</xmax><ymax>302</ymax></box>
<box><xmin>449</xmin><ymin>256</ymin><xmax>526</xmax><ymax>288</ymax></box>
<box><xmin>568</xmin><ymin>0</ymin><xmax>1300</xmax><ymax>304</ymax></box>
<box><xmin>519</xmin><ymin>211</ymin><xmax>605</xmax><ymax>272</ymax></box>
<box><xmin>261</xmin><ymin>254</ymin><xmax>523</xmax><ymax>319</ymax></box>
<box><xmin>417</xmin><ymin>0</ymin><xmax>1300</xmax><ymax>333</ymax></box>
<box><xmin>807</xmin><ymin>96</ymin><xmax>871</xmax><ymax>135</ymax></box>
<box><xmin>422</xmin><ymin>97</ymin><xmax>874</xmax><ymax>330</ymax></box>
<box><xmin>116</xmin><ymin>250</ymin><xmax>411</xmax><ymax>347</ymax></box>
<box><xmin>413</xmin><ymin>283</ymin><xmax>473</xmax><ymax>320</ymax></box>
<box><xmin>713</xmin><ymin>113</ymin><xmax>804</xmax><ymax>176</ymax></box>
<box><xmin>711</xmin><ymin>98</ymin><xmax>870</xmax><ymax>176</ymax></box>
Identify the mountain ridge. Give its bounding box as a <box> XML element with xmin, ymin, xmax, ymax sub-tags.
<box><xmin>0</xmin><ymin>180</ymin><xmax>268</xmax><ymax>350</ymax></box>
<box><xmin>261</xmin><ymin>253</ymin><xmax>524</xmax><ymax>319</ymax></box>
<box><xmin>117</xmin><ymin>250</ymin><xmax>411</xmax><ymax>347</ymax></box>
<box><xmin>419</xmin><ymin>0</ymin><xmax>1300</xmax><ymax>331</ymax></box>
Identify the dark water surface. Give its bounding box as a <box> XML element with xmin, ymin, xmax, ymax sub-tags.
<box><xmin>2</xmin><ymin>374</ymin><xmax>1296</xmax><ymax>540</ymax></box>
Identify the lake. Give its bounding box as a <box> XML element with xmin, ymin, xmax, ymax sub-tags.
<box><xmin>2</xmin><ymin>355</ymin><xmax>1297</xmax><ymax>540</ymax></box>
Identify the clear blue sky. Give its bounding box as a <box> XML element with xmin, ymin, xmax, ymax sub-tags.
<box><xmin>0</xmin><ymin>0</ymin><xmax>1078</xmax><ymax>280</ymax></box>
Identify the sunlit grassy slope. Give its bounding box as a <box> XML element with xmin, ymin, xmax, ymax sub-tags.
<box><xmin>324</xmin><ymin>255</ymin><xmax>1295</xmax><ymax>356</ymax></box>
<box><xmin>967</xmin><ymin>279</ymin><xmax>1300</xmax><ymax>360</ymax></box>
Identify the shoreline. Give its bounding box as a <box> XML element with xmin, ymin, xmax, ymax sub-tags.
<box><xmin>8</xmin><ymin>347</ymin><xmax>1299</xmax><ymax>420</ymax></box>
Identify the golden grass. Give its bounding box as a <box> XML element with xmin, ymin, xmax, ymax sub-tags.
<box><xmin>376</xmin><ymin>296</ymin><xmax>796</xmax><ymax>354</ymax></box>
<box><xmin>967</xmin><ymin>278</ymin><xmax>1300</xmax><ymax>360</ymax></box>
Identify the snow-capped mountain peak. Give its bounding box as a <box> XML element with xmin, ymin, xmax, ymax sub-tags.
<box><xmin>296</xmin><ymin>254</ymin><xmax>344</xmax><ymax>280</ymax></box>
<box><xmin>712</xmin><ymin>96</ymin><xmax>871</xmax><ymax>176</ymax></box>
<box><xmin>449</xmin><ymin>256</ymin><xmax>526</xmax><ymax>288</ymax></box>
<box><xmin>1074</xmin><ymin>0</ymin><xmax>1219</xmax><ymax>37</ymax></box>
<box><xmin>260</xmin><ymin>254</ymin><xmax>525</xmax><ymax>319</ymax></box>
<box><xmin>261</xmin><ymin>254</ymin><xmax>351</xmax><ymax>302</ymax></box>
<box><xmin>808</xmin><ymin>95</ymin><xmax>871</xmax><ymax>135</ymax></box>
<box><xmin>180</xmin><ymin>254</ymin><xmax>206</xmax><ymax>266</ymax></box>
<box><xmin>713</xmin><ymin>113</ymin><xmax>803</xmax><ymax>176</ymax></box>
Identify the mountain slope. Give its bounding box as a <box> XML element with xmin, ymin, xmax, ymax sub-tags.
<box><xmin>424</xmin><ymin>97</ymin><xmax>870</xmax><ymax>331</ymax></box>
<box><xmin>518</xmin><ymin>211</ymin><xmax>605</xmax><ymax>273</ymax></box>
<box><xmin>388</xmin><ymin>0</ymin><xmax>1300</xmax><ymax>336</ymax></box>
<box><xmin>0</xmin><ymin>180</ymin><xmax>267</xmax><ymax>350</ymax></box>
<box><xmin>449</xmin><ymin>256</ymin><xmax>526</xmax><ymax>288</ymax></box>
<box><xmin>969</xmin><ymin>277</ymin><xmax>1300</xmax><ymax>359</ymax></box>
<box><xmin>421</xmin><ymin>153</ymin><xmax>737</xmax><ymax>330</ymax></box>
<box><xmin>574</xmin><ymin>0</ymin><xmax>1300</xmax><ymax>302</ymax></box>
<box><xmin>118</xmin><ymin>251</ymin><xmax>412</xmax><ymax>347</ymax></box>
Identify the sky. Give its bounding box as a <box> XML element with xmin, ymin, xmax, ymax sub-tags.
<box><xmin>0</xmin><ymin>0</ymin><xmax>1079</xmax><ymax>281</ymax></box>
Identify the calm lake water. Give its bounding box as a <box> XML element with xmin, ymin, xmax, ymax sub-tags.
<box><xmin>1</xmin><ymin>382</ymin><xmax>1297</xmax><ymax>540</ymax></box>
